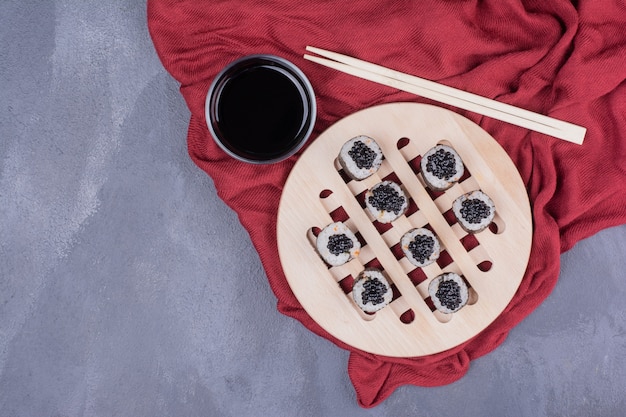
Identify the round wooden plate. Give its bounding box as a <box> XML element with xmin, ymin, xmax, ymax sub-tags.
<box><xmin>277</xmin><ymin>103</ymin><xmax>532</xmax><ymax>357</ymax></box>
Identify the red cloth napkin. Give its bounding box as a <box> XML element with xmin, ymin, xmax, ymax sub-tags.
<box><xmin>148</xmin><ymin>0</ymin><xmax>626</xmax><ymax>407</ymax></box>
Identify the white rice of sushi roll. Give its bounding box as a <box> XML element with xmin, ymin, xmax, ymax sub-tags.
<box><xmin>428</xmin><ymin>272</ymin><xmax>469</xmax><ymax>314</ymax></box>
<box><xmin>401</xmin><ymin>228</ymin><xmax>441</xmax><ymax>267</ymax></box>
<box><xmin>452</xmin><ymin>190</ymin><xmax>496</xmax><ymax>233</ymax></box>
<box><xmin>315</xmin><ymin>222</ymin><xmax>361</xmax><ymax>266</ymax></box>
<box><xmin>338</xmin><ymin>135</ymin><xmax>384</xmax><ymax>180</ymax></box>
<box><xmin>352</xmin><ymin>268</ymin><xmax>393</xmax><ymax>313</ymax></box>
<box><xmin>364</xmin><ymin>181</ymin><xmax>408</xmax><ymax>223</ymax></box>
<box><xmin>420</xmin><ymin>144</ymin><xmax>464</xmax><ymax>191</ymax></box>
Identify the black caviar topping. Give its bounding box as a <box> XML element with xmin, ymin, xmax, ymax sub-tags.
<box><xmin>435</xmin><ymin>279</ymin><xmax>463</xmax><ymax>310</ymax></box>
<box><xmin>368</xmin><ymin>184</ymin><xmax>405</xmax><ymax>214</ymax></box>
<box><xmin>408</xmin><ymin>235</ymin><xmax>435</xmax><ymax>264</ymax></box>
<box><xmin>460</xmin><ymin>198</ymin><xmax>491</xmax><ymax>224</ymax></box>
<box><xmin>327</xmin><ymin>233</ymin><xmax>354</xmax><ymax>256</ymax></box>
<box><xmin>361</xmin><ymin>277</ymin><xmax>387</xmax><ymax>305</ymax></box>
<box><xmin>348</xmin><ymin>140</ymin><xmax>377</xmax><ymax>169</ymax></box>
<box><xmin>426</xmin><ymin>148</ymin><xmax>457</xmax><ymax>180</ymax></box>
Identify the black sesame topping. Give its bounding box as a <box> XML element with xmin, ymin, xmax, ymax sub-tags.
<box><xmin>408</xmin><ymin>235</ymin><xmax>435</xmax><ymax>264</ymax></box>
<box><xmin>361</xmin><ymin>277</ymin><xmax>387</xmax><ymax>305</ymax></box>
<box><xmin>435</xmin><ymin>279</ymin><xmax>463</xmax><ymax>310</ymax></box>
<box><xmin>368</xmin><ymin>184</ymin><xmax>406</xmax><ymax>214</ymax></box>
<box><xmin>425</xmin><ymin>148</ymin><xmax>458</xmax><ymax>180</ymax></box>
<box><xmin>460</xmin><ymin>199</ymin><xmax>491</xmax><ymax>224</ymax></box>
<box><xmin>348</xmin><ymin>140</ymin><xmax>377</xmax><ymax>170</ymax></box>
<box><xmin>327</xmin><ymin>233</ymin><xmax>354</xmax><ymax>256</ymax></box>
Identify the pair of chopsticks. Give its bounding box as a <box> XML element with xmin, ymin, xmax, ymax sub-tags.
<box><xmin>304</xmin><ymin>46</ymin><xmax>586</xmax><ymax>145</ymax></box>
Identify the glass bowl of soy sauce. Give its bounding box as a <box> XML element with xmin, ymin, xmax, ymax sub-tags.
<box><xmin>205</xmin><ymin>54</ymin><xmax>316</xmax><ymax>164</ymax></box>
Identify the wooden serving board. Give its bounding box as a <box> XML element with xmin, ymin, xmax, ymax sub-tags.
<box><xmin>276</xmin><ymin>103</ymin><xmax>532</xmax><ymax>357</ymax></box>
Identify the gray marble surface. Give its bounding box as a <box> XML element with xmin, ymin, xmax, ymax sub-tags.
<box><xmin>1</xmin><ymin>1</ymin><xmax>625</xmax><ymax>416</ymax></box>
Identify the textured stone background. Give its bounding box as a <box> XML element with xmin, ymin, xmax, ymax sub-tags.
<box><xmin>1</xmin><ymin>1</ymin><xmax>625</xmax><ymax>416</ymax></box>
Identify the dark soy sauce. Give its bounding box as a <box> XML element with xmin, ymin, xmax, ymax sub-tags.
<box><xmin>215</xmin><ymin>65</ymin><xmax>308</xmax><ymax>160</ymax></box>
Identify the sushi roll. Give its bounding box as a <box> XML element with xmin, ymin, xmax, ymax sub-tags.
<box><xmin>364</xmin><ymin>181</ymin><xmax>408</xmax><ymax>223</ymax></box>
<box><xmin>452</xmin><ymin>190</ymin><xmax>495</xmax><ymax>233</ymax></box>
<box><xmin>315</xmin><ymin>222</ymin><xmax>361</xmax><ymax>266</ymax></box>
<box><xmin>401</xmin><ymin>228</ymin><xmax>441</xmax><ymax>267</ymax></box>
<box><xmin>338</xmin><ymin>135</ymin><xmax>384</xmax><ymax>180</ymax></box>
<box><xmin>352</xmin><ymin>268</ymin><xmax>393</xmax><ymax>313</ymax></box>
<box><xmin>428</xmin><ymin>272</ymin><xmax>469</xmax><ymax>314</ymax></box>
<box><xmin>420</xmin><ymin>144</ymin><xmax>464</xmax><ymax>191</ymax></box>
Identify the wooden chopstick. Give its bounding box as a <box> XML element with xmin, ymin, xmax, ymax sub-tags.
<box><xmin>304</xmin><ymin>46</ymin><xmax>586</xmax><ymax>145</ymax></box>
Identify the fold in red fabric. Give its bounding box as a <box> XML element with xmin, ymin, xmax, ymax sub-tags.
<box><xmin>148</xmin><ymin>0</ymin><xmax>626</xmax><ymax>407</ymax></box>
